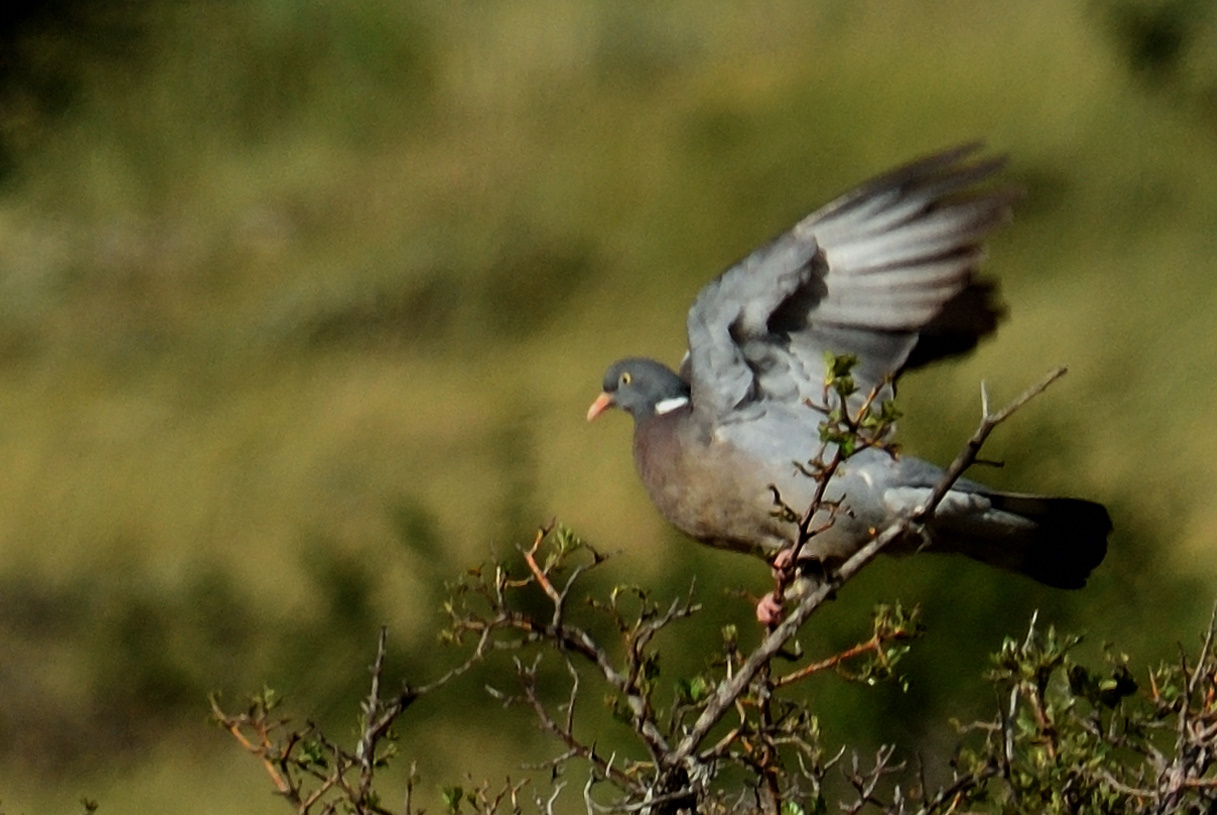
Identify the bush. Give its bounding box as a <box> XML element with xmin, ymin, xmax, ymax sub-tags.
<box><xmin>211</xmin><ymin>525</ymin><xmax>1217</xmax><ymax>815</ymax></box>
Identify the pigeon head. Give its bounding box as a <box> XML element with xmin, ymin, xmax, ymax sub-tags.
<box><xmin>587</xmin><ymin>358</ymin><xmax>690</xmax><ymax>422</ymax></box>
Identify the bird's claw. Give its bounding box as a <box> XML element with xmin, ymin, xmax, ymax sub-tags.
<box><xmin>756</xmin><ymin>592</ymin><xmax>784</xmax><ymax>625</ymax></box>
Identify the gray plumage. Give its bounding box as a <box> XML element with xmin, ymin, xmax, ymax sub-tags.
<box><xmin>589</xmin><ymin>145</ymin><xmax>1109</xmax><ymax>589</ymax></box>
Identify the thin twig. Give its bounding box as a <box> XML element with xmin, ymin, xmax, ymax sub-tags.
<box><xmin>523</xmin><ymin>526</ymin><xmax>562</xmax><ymax>604</ymax></box>
<box><xmin>914</xmin><ymin>367</ymin><xmax>1067</xmax><ymax>523</ymax></box>
<box><xmin>356</xmin><ymin>627</ymin><xmax>392</xmax><ymax>805</ymax></box>
<box><xmin>516</xmin><ymin>657</ymin><xmax>638</xmax><ymax>790</ymax></box>
<box><xmin>775</xmin><ymin>634</ymin><xmax>886</xmax><ymax>687</ymax></box>
<box><xmin>209</xmin><ymin>695</ymin><xmax>294</xmax><ymax>797</ymax></box>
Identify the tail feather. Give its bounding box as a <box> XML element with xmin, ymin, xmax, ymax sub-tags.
<box><xmin>933</xmin><ymin>493</ymin><xmax>1111</xmax><ymax>589</ymax></box>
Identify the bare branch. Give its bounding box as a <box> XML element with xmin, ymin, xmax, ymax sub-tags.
<box><xmin>914</xmin><ymin>366</ymin><xmax>1067</xmax><ymax>523</ymax></box>
<box><xmin>515</xmin><ymin>657</ymin><xmax>638</xmax><ymax>791</ymax></box>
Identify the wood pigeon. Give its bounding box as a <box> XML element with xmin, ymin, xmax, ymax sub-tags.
<box><xmin>588</xmin><ymin>145</ymin><xmax>1110</xmax><ymax>589</ymax></box>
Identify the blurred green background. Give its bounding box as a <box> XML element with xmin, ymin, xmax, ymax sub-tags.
<box><xmin>1</xmin><ymin>0</ymin><xmax>1216</xmax><ymax>811</ymax></box>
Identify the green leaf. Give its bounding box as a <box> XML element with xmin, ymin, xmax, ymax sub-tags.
<box><xmin>823</xmin><ymin>352</ymin><xmax>859</xmax><ymax>381</ymax></box>
<box><xmin>442</xmin><ymin>785</ymin><xmax>464</xmax><ymax>814</ymax></box>
<box><xmin>677</xmin><ymin>675</ymin><xmax>709</xmax><ymax>704</ymax></box>
<box><xmin>297</xmin><ymin>739</ymin><xmax>328</xmax><ymax>769</ymax></box>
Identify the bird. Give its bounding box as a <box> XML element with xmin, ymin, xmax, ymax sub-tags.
<box><xmin>587</xmin><ymin>144</ymin><xmax>1110</xmax><ymax>591</ymax></box>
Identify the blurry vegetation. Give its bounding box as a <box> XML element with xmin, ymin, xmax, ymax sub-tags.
<box><xmin>1100</xmin><ymin>0</ymin><xmax>1214</xmax><ymax>81</ymax></box>
<box><xmin>0</xmin><ymin>1</ymin><xmax>1215</xmax><ymax>813</ymax></box>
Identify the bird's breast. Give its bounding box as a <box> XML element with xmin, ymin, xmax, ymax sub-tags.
<box><xmin>631</xmin><ymin>412</ymin><xmax>889</xmax><ymax>562</ymax></box>
<box><xmin>632</xmin><ymin>413</ymin><xmax>796</xmax><ymax>555</ymax></box>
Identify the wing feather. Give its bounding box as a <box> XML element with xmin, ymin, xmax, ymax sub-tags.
<box><xmin>684</xmin><ymin>144</ymin><xmax>1013</xmax><ymax>420</ymax></box>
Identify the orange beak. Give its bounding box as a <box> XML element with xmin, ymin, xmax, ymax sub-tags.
<box><xmin>586</xmin><ymin>392</ymin><xmax>615</xmax><ymax>422</ymax></box>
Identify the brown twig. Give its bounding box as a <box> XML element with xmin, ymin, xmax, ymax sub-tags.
<box><xmin>775</xmin><ymin>634</ymin><xmax>887</xmax><ymax>688</ymax></box>
<box><xmin>209</xmin><ymin>694</ymin><xmax>294</xmax><ymax>797</ymax></box>
<box><xmin>523</xmin><ymin>525</ymin><xmax>562</xmax><ymax>604</ymax></box>
<box><xmin>788</xmin><ymin>379</ymin><xmax>890</xmax><ymax>566</ymax></box>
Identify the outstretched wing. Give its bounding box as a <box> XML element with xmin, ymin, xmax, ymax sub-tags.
<box><xmin>685</xmin><ymin>144</ymin><xmax>1014</xmax><ymax>421</ymax></box>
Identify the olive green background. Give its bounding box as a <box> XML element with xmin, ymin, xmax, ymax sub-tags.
<box><xmin>0</xmin><ymin>1</ymin><xmax>1214</xmax><ymax>811</ymax></box>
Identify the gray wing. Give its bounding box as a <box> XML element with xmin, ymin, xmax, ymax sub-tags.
<box><xmin>685</xmin><ymin>143</ymin><xmax>1015</xmax><ymax>421</ymax></box>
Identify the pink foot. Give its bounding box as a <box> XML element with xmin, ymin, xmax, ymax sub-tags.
<box><xmin>756</xmin><ymin>592</ymin><xmax>784</xmax><ymax>625</ymax></box>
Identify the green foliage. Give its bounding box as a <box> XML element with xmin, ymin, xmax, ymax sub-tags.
<box><xmin>945</xmin><ymin>612</ymin><xmax>1217</xmax><ymax>814</ymax></box>
<box><xmin>815</xmin><ymin>353</ymin><xmax>899</xmax><ymax>459</ymax></box>
<box><xmin>823</xmin><ymin>352</ymin><xmax>860</xmax><ymax>399</ymax></box>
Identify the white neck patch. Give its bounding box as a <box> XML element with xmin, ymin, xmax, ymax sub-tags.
<box><xmin>653</xmin><ymin>396</ymin><xmax>690</xmax><ymax>415</ymax></box>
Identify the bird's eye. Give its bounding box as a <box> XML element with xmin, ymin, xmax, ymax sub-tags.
<box><xmin>620</xmin><ymin>372</ymin><xmax>632</xmax><ymax>386</ymax></box>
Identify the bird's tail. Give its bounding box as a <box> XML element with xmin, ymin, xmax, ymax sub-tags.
<box><xmin>931</xmin><ymin>492</ymin><xmax>1111</xmax><ymax>589</ymax></box>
